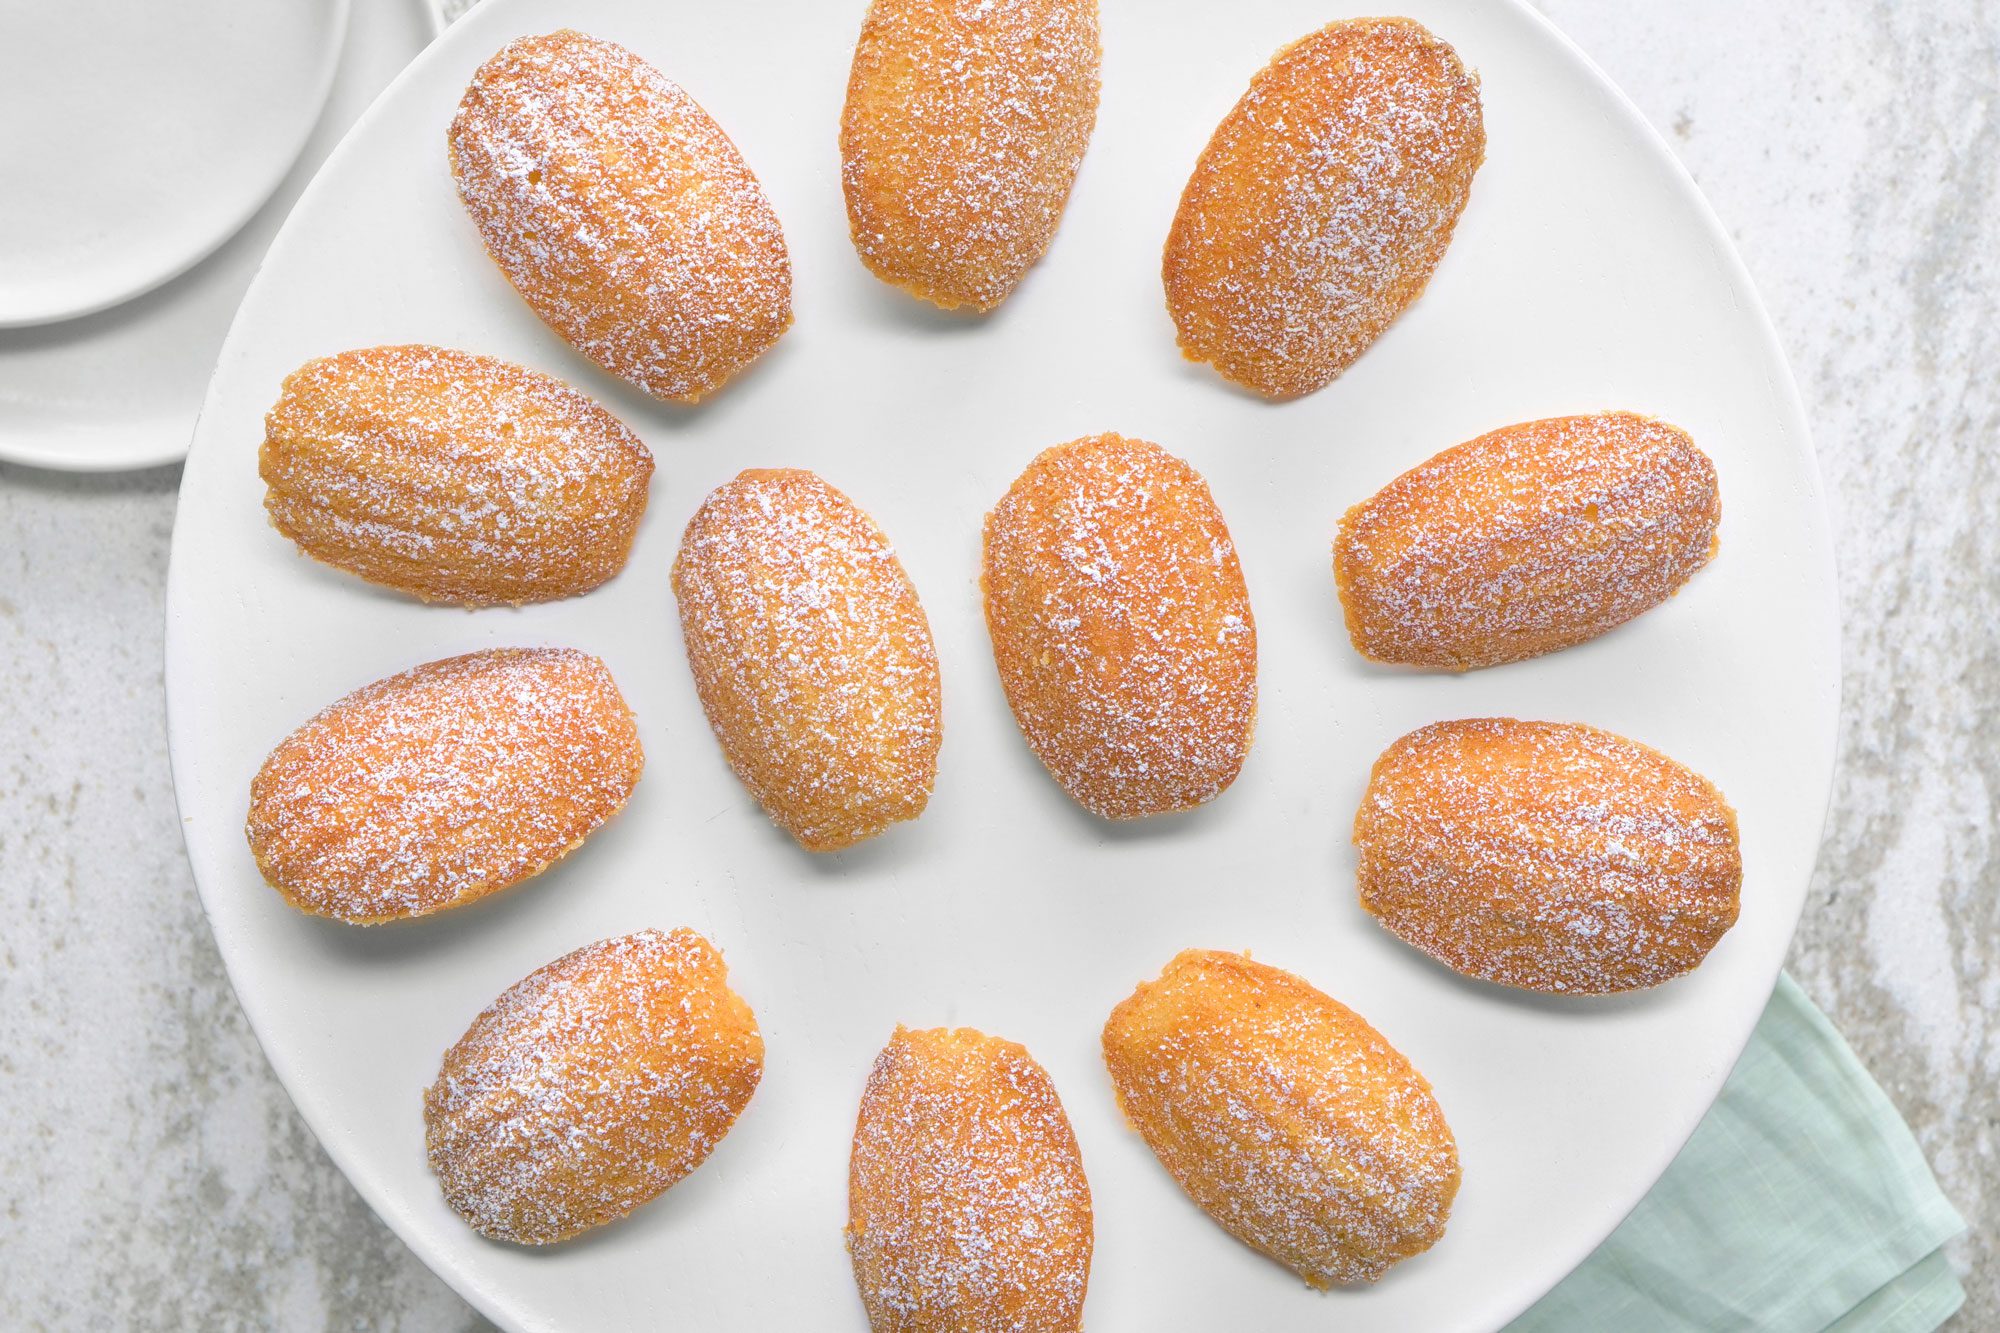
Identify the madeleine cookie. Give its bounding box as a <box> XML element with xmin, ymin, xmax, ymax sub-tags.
<box><xmin>246</xmin><ymin>648</ymin><xmax>642</xmax><ymax>924</ymax></box>
<box><xmin>1102</xmin><ymin>950</ymin><xmax>1459</xmax><ymax>1286</ymax></box>
<box><xmin>1164</xmin><ymin>18</ymin><xmax>1484</xmax><ymax>398</ymax></box>
<box><xmin>425</xmin><ymin>928</ymin><xmax>763</xmax><ymax>1244</ymax></box>
<box><xmin>840</xmin><ymin>0</ymin><xmax>1100</xmax><ymax>311</ymax></box>
<box><xmin>672</xmin><ymin>469</ymin><xmax>940</xmax><ymax>851</ymax></box>
<box><xmin>449</xmin><ymin>30</ymin><xmax>792</xmax><ymax>403</ymax></box>
<box><xmin>982</xmin><ymin>434</ymin><xmax>1256</xmax><ymax>819</ymax></box>
<box><xmin>847</xmin><ymin>1027</ymin><xmax>1092</xmax><ymax>1332</ymax></box>
<box><xmin>260</xmin><ymin>345</ymin><xmax>654</xmax><ymax>606</ymax></box>
<box><xmin>1355</xmin><ymin>718</ymin><xmax>1742</xmax><ymax>994</ymax></box>
<box><xmin>1335</xmin><ymin>413</ymin><xmax>1720</xmax><ymax>670</ymax></box>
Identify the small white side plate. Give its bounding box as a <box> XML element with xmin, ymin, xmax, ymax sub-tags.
<box><xmin>0</xmin><ymin>0</ymin><xmax>349</xmax><ymax>330</ymax></box>
<box><xmin>0</xmin><ymin>0</ymin><xmax>433</xmax><ymax>473</ymax></box>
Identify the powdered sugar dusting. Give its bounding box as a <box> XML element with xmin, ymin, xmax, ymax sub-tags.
<box><xmin>846</xmin><ymin>1027</ymin><xmax>1092</xmax><ymax>1330</ymax></box>
<box><xmin>1335</xmin><ymin>412</ymin><xmax>1721</xmax><ymax>670</ymax></box>
<box><xmin>424</xmin><ymin>928</ymin><xmax>763</xmax><ymax>1244</ymax></box>
<box><xmin>840</xmin><ymin>0</ymin><xmax>1101</xmax><ymax>310</ymax></box>
<box><xmin>1354</xmin><ymin>718</ymin><xmax>1743</xmax><ymax>994</ymax></box>
<box><xmin>245</xmin><ymin>647</ymin><xmax>643</xmax><ymax>924</ymax></box>
<box><xmin>672</xmin><ymin>469</ymin><xmax>941</xmax><ymax>851</ymax></box>
<box><xmin>449</xmin><ymin>30</ymin><xmax>792</xmax><ymax>403</ymax></box>
<box><xmin>982</xmin><ymin>434</ymin><xmax>1257</xmax><ymax>820</ymax></box>
<box><xmin>1164</xmin><ymin>18</ymin><xmax>1484</xmax><ymax>397</ymax></box>
<box><xmin>261</xmin><ymin>345</ymin><xmax>654</xmax><ymax>606</ymax></box>
<box><xmin>1102</xmin><ymin>950</ymin><xmax>1459</xmax><ymax>1288</ymax></box>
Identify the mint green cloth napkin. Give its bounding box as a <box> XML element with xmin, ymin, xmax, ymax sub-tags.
<box><xmin>1512</xmin><ymin>974</ymin><xmax>1966</xmax><ymax>1332</ymax></box>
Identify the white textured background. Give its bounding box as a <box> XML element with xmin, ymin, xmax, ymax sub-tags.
<box><xmin>0</xmin><ymin>0</ymin><xmax>1992</xmax><ymax>1326</ymax></box>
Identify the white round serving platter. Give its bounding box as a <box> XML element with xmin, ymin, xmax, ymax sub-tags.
<box><xmin>164</xmin><ymin>0</ymin><xmax>1840</xmax><ymax>1329</ymax></box>
<box><xmin>0</xmin><ymin>0</ymin><xmax>349</xmax><ymax>331</ymax></box>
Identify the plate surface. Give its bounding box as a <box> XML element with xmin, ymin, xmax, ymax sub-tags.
<box><xmin>0</xmin><ymin>0</ymin><xmax>349</xmax><ymax>330</ymax></box>
<box><xmin>164</xmin><ymin>1</ymin><xmax>1839</xmax><ymax>1329</ymax></box>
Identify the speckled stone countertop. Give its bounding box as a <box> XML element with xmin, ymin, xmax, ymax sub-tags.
<box><xmin>0</xmin><ymin>1</ymin><xmax>1991</xmax><ymax>1328</ymax></box>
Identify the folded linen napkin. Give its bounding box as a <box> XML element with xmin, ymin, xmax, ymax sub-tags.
<box><xmin>1512</xmin><ymin>974</ymin><xmax>1966</xmax><ymax>1332</ymax></box>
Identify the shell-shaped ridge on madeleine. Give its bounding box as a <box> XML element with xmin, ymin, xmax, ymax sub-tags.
<box><xmin>982</xmin><ymin>433</ymin><xmax>1257</xmax><ymax>819</ymax></box>
<box><xmin>245</xmin><ymin>647</ymin><xmax>643</xmax><ymax>924</ymax></box>
<box><xmin>1354</xmin><ymin>717</ymin><xmax>1743</xmax><ymax>994</ymax></box>
<box><xmin>840</xmin><ymin>0</ymin><xmax>1102</xmax><ymax>311</ymax></box>
<box><xmin>424</xmin><ymin>928</ymin><xmax>763</xmax><ymax>1244</ymax></box>
<box><xmin>449</xmin><ymin>29</ymin><xmax>792</xmax><ymax>403</ymax></box>
<box><xmin>1163</xmin><ymin>17</ymin><xmax>1485</xmax><ymax>398</ymax></box>
<box><xmin>846</xmin><ymin>1025</ymin><xmax>1093</xmax><ymax>1330</ymax></box>
<box><xmin>1335</xmin><ymin>412</ymin><xmax>1721</xmax><ymax>670</ymax></box>
<box><xmin>260</xmin><ymin>345</ymin><xmax>654</xmax><ymax>606</ymax></box>
<box><xmin>671</xmin><ymin>468</ymin><xmax>942</xmax><ymax>851</ymax></box>
<box><xmin>1102</xmin><ymin>949</ymin><xmax>1460</xmax><ymax>1287</ymax></box>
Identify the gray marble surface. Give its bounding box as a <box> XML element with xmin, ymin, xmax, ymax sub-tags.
<box><xmin>1</xmin><ymin>0</ymin><xmax>1992</xmax><ymax>1327</ymax></box>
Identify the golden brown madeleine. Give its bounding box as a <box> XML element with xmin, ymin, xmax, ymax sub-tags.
<box><xmin>449</xmin><ymin>30</ymin><xmax>792</xmax><ymax>403</ymax></box>
<box><xmin>671</xmin><ymin>469</ymin><xmax>940</xmax><ymax>851</ymax></box>
<box><xmin>982</xmin><ymin>434</ymin><xmax>1256</xmax><ymax>819</ymax></box>
<box><xmin>260</xmin><ymin>345</ymin><xmax>654</xmax><ymax>606</ymax></box>
<box><xmin>1163</xmin><ymin>18</ymin><xmax>1484</xmax><ymax>398</ymax></box>
<box><xmin>847</xmin><ymin>1027</ymin><xmax>1092</xmax><ymax>1331</ymax></box>
<box><xmin>840</xmin><ymin>0</ymin><xmax>1101</xmax><ymax>311</ymax></box>
<box><xmin>1335</xmin><ymin>413</ymin><xmax>1720</xmax><ymax>670</ymax></box>
<box><xmin>246</xmin><ymin>648</ymin><xmax>642</xmax><ymax>924</ymax></box>
<box><xmin>1102</xmin><ymin>950</ymin><xmax>1459</xmax><ymax>1286</ymax></box>
<box><xmin>424</xmin><ymin>928</ymin><xmax>763</xmax><ymax>1244</ymax></box>
<box><xmin>1355</xmin><ymin>718</ymin><xmax>1743</xmax><ymax>994</ymax></box>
